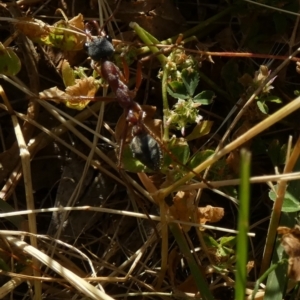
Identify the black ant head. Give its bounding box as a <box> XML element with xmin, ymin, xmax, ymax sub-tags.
<box><xmin>85</xmin><ymin>35</ymin><xmax>114</xmax><ymax>61</ymax></box>
<box><xmin>84</xmin><ymin>21</ymin><xmax>114</xmax><ymax>61</ymax></box>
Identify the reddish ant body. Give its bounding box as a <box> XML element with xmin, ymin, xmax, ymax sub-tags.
<box><xmin>84</xmin><ymin>21</ymin><xmax>162</xmax><ymax>171</ymax></box>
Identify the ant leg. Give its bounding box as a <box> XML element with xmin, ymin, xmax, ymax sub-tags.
<box><xmin>121</xmin><ymin>58</ymin><xmax>143</xmax><ymax>93</ymax></box>
<box><xmin>134</xmin><ymin>60</ymin><xmax>143</xmax><ymax>93</ymax></box>
<box><xmin>117</xmin><ymin>109</ymin><xmax>129</xmax><ymax>170</ymax></box>
<box><xmin>121</xmin><ymin>57</ymin><xmax>130</xmax><ymax>84</ymax></box>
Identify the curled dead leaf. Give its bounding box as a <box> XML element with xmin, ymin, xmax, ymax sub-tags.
<box><xmin>247</xmin><ymin>260</ymin><xmax>255</xmax><ymax>275</ymax></box>
<box><xmin>66</xmin><ymin>77</ymin><xmax>97</xmax><ymax>97</ymax></box>
<box><xmin>15</xmin><ymin>14</ymin><xmax>85</xmax><ymax>51</ymax></box>
<box><xmin>68</xmin><ymin>14</ymin><xmax>84</xmax><ymax>31</ymax></box>
<box><xmin>65</xmin><ymin>77</ymin><xmax>98</xmax><ymax>110</ymax></box>
<box><xmin>39</xmin><ymin>77</ymin><xmax>98</xmax><ymax>110</ymax></box>
<box><xmin>39</xmin><ymin>87</ymin><xmax>70</xmax><ymax>104</ymax></box>
<box><xmin>169</xmin><ymin>190</ymin><xmax>196</xmax><ymax>232</ymax></box>
<box><xmin>277</xmin><ymin>225</ymin><xmax>300</xmax><ymax>281</ymax></box>
<box><xmin>196</xmin><ymin>205</ymin><xmax>224</xmax><ymax>224</ymax></box>
<box><xmin>15</xmin><ymin>17</ymin><xmax>49</xmax><ymax>41</ymax></box>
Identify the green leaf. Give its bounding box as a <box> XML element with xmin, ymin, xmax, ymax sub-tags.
<box><xmin>48</xmin><ymin>24</ymin><xmax>78</xmax><ymax>50</ymax></box>
<box><xmin>121</xmin><ymin>145</ymin><xmax>153</xmax><ymax>173</ymax></box>
<box><xmin>37</xmin><ymin>22</ymin><xmax>84</xmax><ymax>51</ymax></box>
<box><xmin>257</xmin><ymin>100</ymin><xmax>268</xmax><ymax>114</ymax></box>
<box><xmin>167</xmin><ymin>85</ymin><xmax>189</xmax><ymax>100</ymax></box>
<box><xmin>61</xmin><ymin>60</ymin><xmax>75</xmax><ymax>87</ymax></box>
<box><xmin>168</xmin><ymin>81</ymin><xmax>187</xmax><ymax>94</ymax></box>
<box><xmin>0</xmin><ymin>43</ymin><xmax>21</xmax><ymax>76</ymax></box>
<box><xmin>193</xmin><ymin>90</ymin><xmax>215</xmax><ymax>104</ymax></box>
<box><xmin>264</xmin><ymin>95</ymin><xmax>282</xmax><ymax>104</ymax></box>
<box><xmin>74</xmin><ymin>66</ymin><xmax>90</xmax><ymax>79</ymax></box>
<box><xmin>267</xmin><ymin>140</ymin><xmax>287</xmax><ymax>166</ymax></box>
<box><xmin>181</xmin><ymin>69</ymin><xmax>199</xmax><ymax>96</ymax></box>
<box><xmin>0</xmin><ymin>258</ymin><xmax>10</xmax><ymax>272</ymax></box>
<box><xmin>187</xmin><ymin>150</ymin><xmax>214</xmax><ymax>169</ymax></box>
<box><xmin>186</xmin><ymin>120</ymin><xmax>213</xmax><ymax>141</ymax></box>
<box><xmin>203</xmin><ymin>234</ymin><xmax>219</xmax><ymax>247</ymax></box>
<box><xmin>162</xmin><ymin>138</ymin><xmax>190</xmax><ymax>168</ymax></box>
<box><xmin>269</xmin><ymin>186</ymin><xmax>300</xmax><ymax>212</ymax></box>
<box><xmin>218</xmin><ymin>236</ymin><xmax>236</xmax><ymax>247</ymax></box>
<box><xmin>217</xmin><ymin>245</ymin><xmax>232</xmax><ymax>257</ymax></box>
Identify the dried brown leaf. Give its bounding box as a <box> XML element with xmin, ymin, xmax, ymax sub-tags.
<box><xmin>68</xmin><ymin>14</ymin><xmax>84</xmax><ymax>31</ymax></box>
<box><xmin>16</xmin><ymin>14</ymin><xmax>85</xmax><ymax>51</ymax></box>
<box><xmin>278</xmin><ymin>225</ymin><xmax>300</xmax><ymax>281</ymax></box>
<box><xmin>64</xmin><ymin>77</ymin><xmax>98</xmax><ymax>110</ymax></box>
<box><xmin>177</xmin><ymin>275</ymin><xmax>200</xmax><ymax>294</ymax></box>
<box><xmin>39</xmin><ymin>77</ymin><xmax>98</xmax><ymax>110</ymax></box>
<box><xmin>169</xmin><ymin>190</ymin><xmax>196</xmax><ymax>232</ymax></box>
<box><xmin>196</xmin><ymin>205</ymin><xmax>224</xmax><ymax>224</ymax></box>
<box><xmin>66</xmin><ymin>77</ymin><xmax>97</xmax><ymax>97</ymax></box>
<box><xmin>15</xmin><ymin>17</ymin><xmax>49</xmax><ymax>41</ymax></box>
<box><xmin>39</xmin><ymin>87</ymin><xmax>70</xmax><ymax>104</ymax></box>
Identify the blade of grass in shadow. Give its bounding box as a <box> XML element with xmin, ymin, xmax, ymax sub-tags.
<box><xmin>260</xmin><ymin>137</ymin><xmax>300</xmax><ymax>275</ymax></box>
<box><xmin>251</xmin><ymin>259</ymin><xmax>288</xmax><ymax>300</ymax></box>
<box><xmin>264</xmin><ymin>149</ymin><xmax>300</xmax><ymax>299</ymax></box>
<box><xmin>235</xmin><ymin>149</ymin><xmax>251</xmax><ymax>300</ymax></box>
<box><xmin>169</xmin><ymin>222</ymin><xmax>214</xmax><ymax>300</ymax></box>
<box><xmin>264</xmin><ymin>202</ymin><xmax>300</xmax><ymax>298</ymax></box>
<box><xmin>0</xmin><ymin>198</ymin><xmax>26</xmax><ymax>229</ymax></box>
<box><xmin>263</xmin><ymin>214</ymin><xmax>290</xmax><ymax>300</ymax></box>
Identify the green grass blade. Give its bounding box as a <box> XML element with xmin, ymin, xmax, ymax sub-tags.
<box><xmin>264</xmin><ymin>157</ymin><xmax>300</xmax><ymax>299</ymax></box>
<box><xmin>235</xmin><ymin>149</ymin><xmax>251</xmax><ymax>300</ymax></box>
<box><xmin>169</xmin><ymin>222</ymin><xmax>214</xmax><ymax>300</ymax></box>
<box><xmin>251</xmin><ymin>260</ymin><xmax>287</xmax><ymax>300</ymax></box>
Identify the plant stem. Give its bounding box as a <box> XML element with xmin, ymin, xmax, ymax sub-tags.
<box><xmin>161</xmin><ymin>65</ymin><xmax>170</xmax><ymax>141</ymax></box>
<box><xmin>129</xmin><ymin>22</ymin><xmax>167</xmax><ymax>66</ymax></box>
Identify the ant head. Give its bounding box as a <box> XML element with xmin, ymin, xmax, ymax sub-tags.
<box><xmin>84</xmin><ymin>21</ymin><xmax>114</xmax><ymax>61</ymax></box>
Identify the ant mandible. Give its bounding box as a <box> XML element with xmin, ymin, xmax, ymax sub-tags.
<box><xmin>84</xmin><ymin>20</ymin><xmax>162</xmax><ymax>171</ymax></box>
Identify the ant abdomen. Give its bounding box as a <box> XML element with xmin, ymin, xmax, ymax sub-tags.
<box><xmin>130</xmin><ymin>133</ymin><xmax>162</xmax><ymax>171</ymax></box>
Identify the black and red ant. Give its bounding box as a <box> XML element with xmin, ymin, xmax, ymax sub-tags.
<box><xmin>84</xmin><ymin>20</ymin><xmax>163</xmax><ymax>171</ymax></box>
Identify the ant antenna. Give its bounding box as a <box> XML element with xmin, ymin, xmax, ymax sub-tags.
<box><xmin>84</xmin><ymin>21</ymin><xmax>115</xmax><ymax>61</ymax></box>
<box><xmin>84</xmin><ymin>0</ymin><xmax>122</xmax><ymax>61</ymax></box>
<box><xmin>98</xmin><ymin>0</ymin><xmax>122</xmax><ymax>34</ymax></box>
